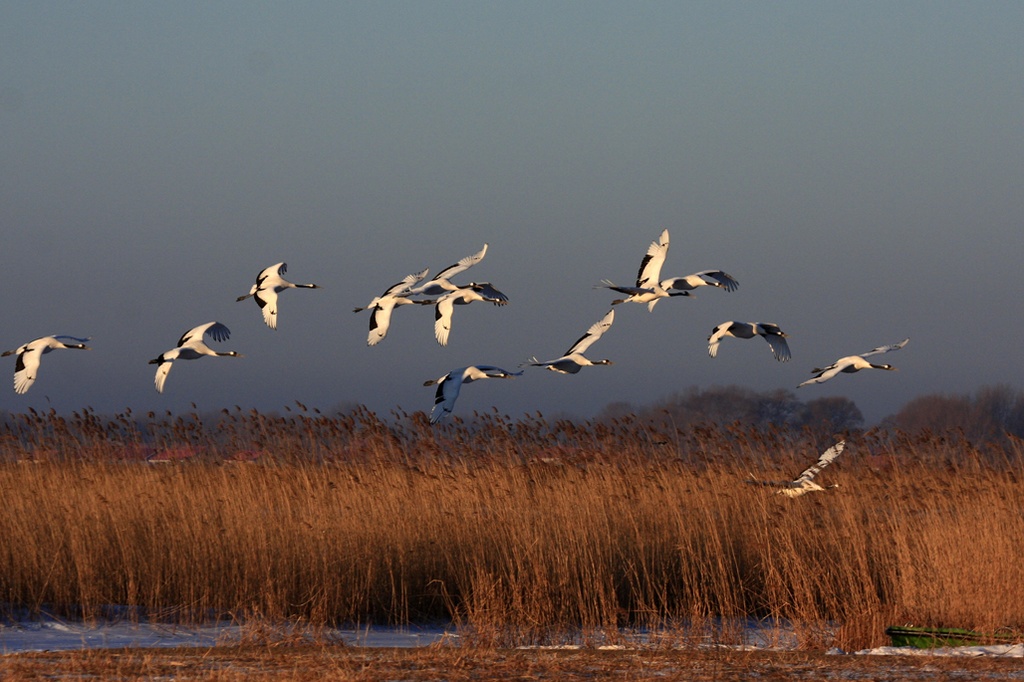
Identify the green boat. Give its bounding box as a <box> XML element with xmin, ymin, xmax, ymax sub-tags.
<box><xmin>885</xmin><ymin>625</ymin><xmax>1021</xmax><ymax>649</ymax></box>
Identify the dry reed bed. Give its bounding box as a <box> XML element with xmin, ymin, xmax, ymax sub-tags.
<box><xmin>1</xmin><ymin>407</ymin><xmax>1022</xmax><ymax>650</ymax></box>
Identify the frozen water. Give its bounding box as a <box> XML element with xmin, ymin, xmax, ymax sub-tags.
<box><xmin>2</xmin><ymin>616</ymin><xmax>1020</xmax><ymax>657</ymax></box>
<box><xmin>0</xmin><ymin>617</ymin><xmax>454</xmax><ymax>654</ymax></box>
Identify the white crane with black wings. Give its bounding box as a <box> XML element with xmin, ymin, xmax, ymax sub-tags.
<box><xmin>354</xmin><ymin>268</ymin><xmax>434</xmax><ymax>346</ymax></box>
<box><xmin>407</xmin><ymin>244</ymin><xmax>489</xmax><ymax>296</ymax></box>
<box><xmin>597</xmin><ymin>229</ymin><xmax>738</xmax><ymax>311</ymax></box>
<box><xmin>521</xmin><ymin>309</ymin><xmax>615</xmax><ymax>374</ymax></box>
<box><xmin>747</xmin><ymin>440</ymin><xmax>846</xmax><ymax>497</ymax></box>
<box><xmin>149</xmin><ymin>321</ymin><xmax>243</xmax><ymax>393</ymax></box>
<box><xmin>237</xmin><ymin>262</ymin><xmax>321</xmax><ymax>330</ymax></box>
<box><xmin>424</xmin><ymin>365</ymin><xmax>522</xmax><ymax>424</ymax></box>
<box><xmin>1</xmin><ymin>335</ymin><xmax>92</xmax><ymax>394</ymax></box>
<box><xmin>798</xmin><ymin>339</ymin><xmax>908</xmax><ymax>387</ymax></box>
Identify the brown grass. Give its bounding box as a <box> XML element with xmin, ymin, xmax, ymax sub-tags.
<box><xmin>4</xmin><ymin>646</ymin><xmax>1024</xmax><ymax>682</ymax></box>
<box><xmin>1</xmin><ymin>406</ymin><xmax>1023</xmax><ymax>650</ymax></box>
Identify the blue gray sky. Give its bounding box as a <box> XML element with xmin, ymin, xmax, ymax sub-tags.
<box><xmin>2</xmin><ymin>2</ymin><xmax>1021</xmax><ymax>424</ymax></box>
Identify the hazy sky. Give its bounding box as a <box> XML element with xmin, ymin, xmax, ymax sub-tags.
<box><xmin>2</xmin><ymin>2</ymin><xmax>1021</xmax><ymax>424</ymax></box>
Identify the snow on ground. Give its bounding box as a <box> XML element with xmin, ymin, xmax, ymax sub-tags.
<box><xmin>2</xmin><ymin>617</ymin><xmax>1021</xmax><ymax>657</ymax></box>
<box><xmin>0</xmin><ymin>618</ymin><xmax>454</xmax><ymax>654</ymax></box>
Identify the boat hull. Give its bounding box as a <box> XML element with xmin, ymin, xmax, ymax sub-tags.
<box><xmin>885</xmin><ymin>626</ymin><xmax>1020</xmax><ymax>649</ymax></box>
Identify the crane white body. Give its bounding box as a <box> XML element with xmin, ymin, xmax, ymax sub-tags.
<box><xmin>598</xmin><ymin>230</ymin><xmax>737</xmax><ymax>311</ymax></box>
<box><xmin>354</xmin><ymin>268</ymin><xmax>433</xmax><ymax>346</ymax></box>
<box><xmin>521</xmin><ymin>309</ymin><xmax>615</xmax><ymax>374</ymax></box>
<box><xmin>237</xmin><ymin>262</ymin><xmax>320</xmax><ymax>330</ymax></box>
<box><xmin>423</xmin><ymin>364</ymin><xmax>522</xmax><ymax>424</ymax></box>
<box><xmin>708</xmin><ymin>321</ymin><xmax>791</xmax><ymax>362</ymax></box>
<box><xmin>660</xmin><ymin>270</ymin><xmax>739</xmax><ymax>293</ymax></box>
<box><xmin>149</xmin><ymin>321</ymin><xmax>242</xmax><ymax>393</ymax></box>
<box><xmin>1</xmin><ymin>335</ymin><xmax>91</xmax><ymax>394</ymax></box>
<box><xmin>433</xmin><ymin>282</ymin><xmax>509</xmax><ymax>346</ymax></box>
<box><xmin>747</xmin><ymin>441</ymin><xmax>847</xmax><ymax>497</ymax></box>
<box><xmin>407</xmin><ymin>244</ymin><xmax>488</xmax><ymax>297</ymax></box>
<box><xmin>798</xmin><ymin>339</ymin><xmax>909</xmax><ymax>387</ymax></box>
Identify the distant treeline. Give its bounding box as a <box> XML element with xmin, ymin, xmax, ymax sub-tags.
<box><xmin>0</xmin><ymin>384</ymin><xmax>1022</xmax><ymax>457</ymax></box>
<box><xmin>599</xmin><ymin>383</ymin><xmax>1024</xmax><ymax>445</ymax></box>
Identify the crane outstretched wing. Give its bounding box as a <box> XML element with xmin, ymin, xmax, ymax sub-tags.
<box><xmin>565</xmin><ymin>310</ymin><xmax>615</xmax><ymax>356</ymax></box>
<box><xmin>793</xmin><ymin>441</ymin><xmax>846</xmax><ymax>485</ymax></box>
<box><xmin>860</xmin><ymin>338</ymin><xmax>909</xmax><ymax>359</ymax></box>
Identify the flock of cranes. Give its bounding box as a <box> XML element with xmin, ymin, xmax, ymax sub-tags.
<box><xmin>597</xmin><ymin>228</ymin><xmax>740</xmax><ymax>310</ymax></box>
<box><xmin>354</xmin><ymin>244</ymin><xmax>511</xmax><ymax>349</ymax></box>
<box><xmin>2</xmin><ymin>229</ymin><xmax>908</xmax><ymax>443</ymax></box>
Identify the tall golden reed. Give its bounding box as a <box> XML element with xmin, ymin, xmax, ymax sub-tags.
<box><xmin>0</xmin><ymin>407</ymin><xmax>1022</xmax><ymax>649</ymax></box>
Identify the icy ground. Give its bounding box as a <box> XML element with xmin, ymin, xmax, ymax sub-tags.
<box><xmin>1</xmin><ymin>617</ymin><xmax>1021</xmax><ymax>657</ymax></box>
<box><xmin>0</xmin><ymin>618</ymin><xmax>453</xmax><ymax>653</ymax></box>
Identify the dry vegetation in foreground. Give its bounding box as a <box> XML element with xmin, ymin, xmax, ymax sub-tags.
<box><xmin>1</xmin><ymin>406</ymin><xmax>1023</xmax><ymax>652</ymax></box>
<box><xmin>3</xmin><ymin>646</ymin><xmax>1024</xmax><ymax>681</ymax></box>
